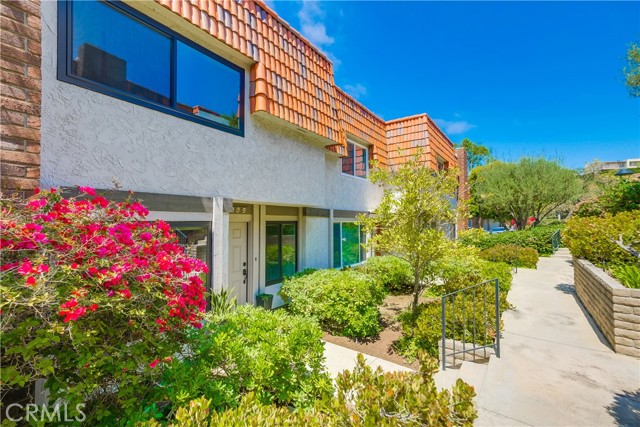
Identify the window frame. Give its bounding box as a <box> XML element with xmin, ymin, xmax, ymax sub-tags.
<box><xmin>333</xmin><ymin>221</ymin><xmax>366</xmax><ymax>268</ymax></box>
<box><xmin>57</xmin><ymin>0</ymin><xmax>245</xmax><ymax>136</ymax></box>
<box><xmin>265</xmin><ymin>221</ymin><xmax>298</xmax><ymax>286</ymax></box>
<box><xmin>341</xmin><ymin>140</ymin><xmax>369</xmax><ymax>179</ymax></box>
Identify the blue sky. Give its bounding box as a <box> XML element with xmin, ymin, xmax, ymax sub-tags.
<box><xmin>267</xmin><ymin>1</ymin><xmax>640</xmax><ymax>169</ymax></box>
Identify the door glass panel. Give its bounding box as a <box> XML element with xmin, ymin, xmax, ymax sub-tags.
<box><xmin>265</xmin><ymin>224</ymin><xmax>280</xmax><ymax>283</ymax></box>
<box><xmin>281</xmin><ymin>224</ymin><xmax>296</xmax><ymax>278</ymax></box>
<box><xmin>341</xmin><ymin>223</ymin><xmax>360</xmax><ymax>267</ymax></box>
<box><xmin>71</xmin><ymin>0</ymin><xmax>171</xmax><ymax>103</ymax></box>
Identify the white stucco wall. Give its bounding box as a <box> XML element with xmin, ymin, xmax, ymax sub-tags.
<box><xmin>302</xmin><ymin>217</ymin><xmax>330</xmax><ymax>270</ymax></box>
<box><xmin>39</xmin><ymin>0</ymin><xmax>382</xmax><ymax>212</ymax></box>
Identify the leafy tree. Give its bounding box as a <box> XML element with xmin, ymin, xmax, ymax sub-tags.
<box><xmin>575</xmin><ymin>176</ymin><xmax>640</xmax><ymax>216</ymax></box>
<box><xmin>456</xmin><ymin>138</ymin><xmax>491</xmax><ymax>171</ymax></box>
<box><xmin>359</xmin><ymin>151</ymin><xmax>460</xmax><ymax>311</ymax></box>
<box><xmin>472</xmin><ymin>157</ymin><xmax>582</xmax><ymax>229</ymax></box>
<box><xmin>624</xmin><ymin>41</ymin><xmax>640</xmax><ymax>97</ymax></box>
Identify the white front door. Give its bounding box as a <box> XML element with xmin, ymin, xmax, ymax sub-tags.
<box><xmin>228</xmin><ymin>222</ymin><xmax>248</xmax><ymax>304</ymax></box>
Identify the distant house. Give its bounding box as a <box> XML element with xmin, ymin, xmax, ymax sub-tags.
<box><xmin>1</xmin><ymin>0</ymin><xmax>468</xmax><ymax>308</ymax></box>
<box><xmin>584</xmin><ymin>158</ymin><xmax>640</xmax><ymax>174</ymax></box>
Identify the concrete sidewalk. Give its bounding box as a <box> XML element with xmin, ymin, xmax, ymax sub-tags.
<box><xmin>322</xmin><ymin>340</ymin><xmax>413</xmax><ymax>378</ymax></box>
<box><xmin>474</xmin><ymin>249</ymin><xmax>640</xmax><ymax>427</ymax></box>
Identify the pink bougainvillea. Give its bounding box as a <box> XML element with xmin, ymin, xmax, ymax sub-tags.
<box><xmin>1</xmin><ymin>187</ymin><xmax>207</xmax><ymax>328</ymax></box>
<box><xmin>0</xmin><ymin>188</ymin><xmax>209</xmax><ymax>417</ymax></box>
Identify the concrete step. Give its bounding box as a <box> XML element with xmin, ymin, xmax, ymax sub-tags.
<box><xmin>458</xmin><ymin>360</ymin><xmax>488</xmax><ymax>393</ymax></box>
<box><xmin>434</xmin><ymin>366</ymin><xmax>461</xmax><ymax>390</ymax></box>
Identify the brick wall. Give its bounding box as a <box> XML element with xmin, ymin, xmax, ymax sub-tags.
<box><xmin>1</xmin><ymin>0</ymin><xmax>42</xmax><ymax>197</ymax></box>
<box><xmin>455</xmin><ymin>147</ymin><xmax>469</xmax><ymax>233</ymax></box>
<box><xmin>574</xmin><ymin>258</ymin><xmax>640</xmax><ymax>358</ymax></box>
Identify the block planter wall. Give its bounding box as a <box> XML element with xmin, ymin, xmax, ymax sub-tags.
<box><xmin>574</xmin><ymin>258</ymin><xmax>640</xmax><ymax>358</ymax></box>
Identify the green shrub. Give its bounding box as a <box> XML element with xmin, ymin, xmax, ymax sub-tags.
<box><xmin>140</xmin><ymin>354</ymin><xmax>477</xmax><ymax>427</ymax></box>
<box><xmin>478</xmin><ymin>260</ymin><xmax>513</xmax><ymax>293</ymax></box>
<box><xmin>434</xmin><ymin>246</ymin><xmax>512</xmax><ymax>295</ymax></box>
<box><xmin>563</xmin><ymin>211</ymin><xmax>640</xmax><ymax>267</ymax></box>
<box><xmin>458</xmin><ymin>225</ymin><xmax>562</xmax><ymax>256</ymax></box>
<box><xmin>611</xmin><ymin>264</ymin><xmax>640</xmax><ymax>289</ymax></box>
<box><xmin>435</xmin><ymin>248</ymin><xmax>483</xmax><ymax>295</ymax></box>
<box><xmin>457</xmin><ymin>228</ymin><xmax>490</xmax><ymax>248</ymax></box>
<box><xmin>150</xmin><ymin>306</ymin><xmax>332</xmax><ymax>416</ymax></box>
<box><xmin>480</xmin><ymin>244</ymin><xmax>539</xmax><ymax>268</ymax></box>
<box><xmin>280</xmin><ymin>269</ymin><xmax>386</xmax><ymax>338</ymax></box>
<box><xmin>356</xmin><ymin>255</ymin><xmax>413</xmax><ymax>293</ymax></box>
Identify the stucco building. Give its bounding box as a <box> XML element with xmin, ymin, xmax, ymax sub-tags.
<box><xmin>1</xmin><ymin>0</ymin><xmax>467</xmax><ymax>307</ymax></box>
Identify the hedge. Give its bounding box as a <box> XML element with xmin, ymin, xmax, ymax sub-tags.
<box><xmin>458</xmin><ymin>225</ymin><xmax>562</xmax><ymax>256</ymax></box>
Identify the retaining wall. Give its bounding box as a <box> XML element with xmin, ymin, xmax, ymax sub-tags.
<box><xmin>574</xmin><ymin>258</ymin><xmax>640</xmax><ymax>358</ymax></box>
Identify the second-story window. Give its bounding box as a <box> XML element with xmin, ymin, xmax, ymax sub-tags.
<box><xmin>341</xmin><ymin>141</ymin><xmax>369</xmax><ymax>178</ymax></box>
<box><xmin>59</xmin><ymin>0</ymin><xmax>244</xmax><ymax>135</ymax></box>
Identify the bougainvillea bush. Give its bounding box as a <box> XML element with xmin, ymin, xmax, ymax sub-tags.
<box><xmin>0</xmin><ymin>188</ymin><xmax>208</xmax><ymax>424</ymax></box>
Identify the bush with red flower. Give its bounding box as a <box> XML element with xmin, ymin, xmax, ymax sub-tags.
<box><xmin>0</xmin><ymin>188</ymin><xmax>208</xmax><ymax>423</ymax></box>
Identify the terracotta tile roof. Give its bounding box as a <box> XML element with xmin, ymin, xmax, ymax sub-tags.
<box><xmin>154</xmin><ymin>0</ymin><xmax>461</xmax><ymax>174</ymax></box>
<box><xmin>386</xmin><ymin>114</ymin><xmax>457</xmax><ymax>171</ymax></box>
<box><xmin>333</xmin><ymin>88</ymin><xmax>388</xmax><ymax>168</ymax></box>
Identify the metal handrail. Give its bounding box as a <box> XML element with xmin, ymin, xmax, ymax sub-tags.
<box><xmin>441</xmin><ymin>278</ymin><xmax>501</xmax><ymax>370</ymax></box>
<box><xmin>551</xmin><ymin>230</ymin><xmax>561</xmax><ymax>252</ymax></box>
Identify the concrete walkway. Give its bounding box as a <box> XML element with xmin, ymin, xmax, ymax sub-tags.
<box><xmin>473</xmin><ymin>249</ymin><xmax>640</xmax><ymax>427</ymax></box>
<box><xmin>322</xmin><ymin>340</ymin><xmax>413</xmax><ymax>378</ymax></box>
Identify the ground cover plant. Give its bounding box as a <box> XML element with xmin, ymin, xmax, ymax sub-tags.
<box><xmin>0</xmin><ymin>189</ymin><xmax>208</xmax><ymax>424</ymax></box>
<box><xmin>139</xmin><ymin>353</ymin><xmax>477</xmax><ymax>427</ymax></box>
<box><xmin>279</xmin><ymin>269</ymin><xmax>385</xmax><ymax>338</ymax></box>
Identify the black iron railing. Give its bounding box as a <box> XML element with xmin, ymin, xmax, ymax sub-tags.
<box><xmin>441</xmin><ymin>279</ymin><xmax>501</xmax><ymax>370</ymax></box>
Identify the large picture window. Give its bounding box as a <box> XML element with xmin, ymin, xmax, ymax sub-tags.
<box><xmin>265</xmin><ymin>222</ymin><xmax>297</xmax><ymax>285</ymax></box>
<box><xmin>58</xmin><ymin>0</ymin><xmax>244</xmax><ymax>135</ymax></box>
<box><xmin>333</xmin><ymin>222</ymin><xmax>366</xmax><ymax>268</ymax></box>
<box><xmin>342</xmin><ymin>141</ymin><xmax>369</xmax><ymax>178</ymax></box>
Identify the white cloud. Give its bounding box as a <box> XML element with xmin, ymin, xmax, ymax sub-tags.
<box><xmin>298</xmin><ymin>1</ymin><xmax>334</xmax><ymax>47</ymax></box>
<box><xmin>433</xmin><ymin>119</ymin><xmax>476</xmax><ymax>135</ymax></box>
<box><xmin>344</xmin><ymin>83</ymin><xmax>367</xmax><ymax>100</ymax></box>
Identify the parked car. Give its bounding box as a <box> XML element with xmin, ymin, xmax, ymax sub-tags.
<box><xmin>490</xmin><ymin>227</ymin><xmax>507</xmax><ymax>234</ymax></box>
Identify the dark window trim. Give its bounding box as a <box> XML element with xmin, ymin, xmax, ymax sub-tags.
<box><xmin>57</xmin><ymin>0</ymin><xmax>245</xmax><ymax>137</ymax></box>
<box><xmin>265</xmin><ymin>221</ymin><xmax>298</xmax><ymax>286</ymax></box>
<box><xmin>168</xmin><ymin>221</ymin><xmax>214</xmax><ymax>310</ymax></box>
